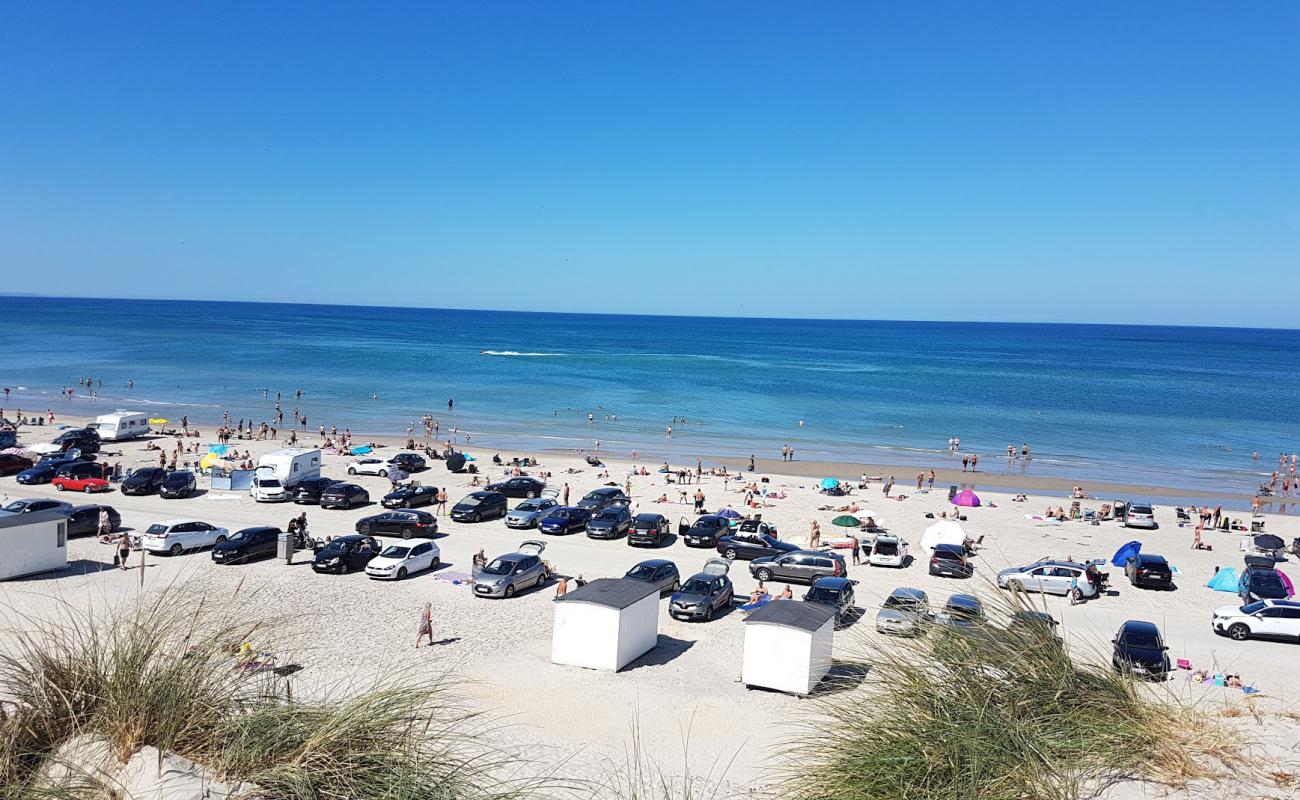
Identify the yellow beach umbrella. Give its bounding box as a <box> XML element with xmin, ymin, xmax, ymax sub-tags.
<box><xmin>149</xmin><ymin>418</ymin><xmax>169</xmax><ymax>425</ymax></box>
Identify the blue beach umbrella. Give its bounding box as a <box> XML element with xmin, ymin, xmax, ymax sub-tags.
<box><xmin>819</xmin><ymin>477</ymin><xmax>840</xmax><ymax>490</ymax></box>
<box><xmin>716</xmin><ymin>507</ymin><xmax>742</xmax><ymax>520</ymax></box>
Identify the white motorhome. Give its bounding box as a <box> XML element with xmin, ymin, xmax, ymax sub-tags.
<box><xmin>0</xmin><ymin>510</ymin><xmax>69</xmax><ymax>580</ymax></box>
<box><xmin>90</xmin><ymin>412</ymin><xmax>151</xmax><ymax>441</ymax></box>
<box><xmin>255</xmin><ymin>448</ymin><xmax>321</xmax><ymax>490</ymax></box>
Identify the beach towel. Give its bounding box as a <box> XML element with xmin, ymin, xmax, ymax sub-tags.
<box><xmin>1206</xmin><ymin>567</ymin><xmax>1238</xmax><ymax>592</ymax></box>
<box><xmin>350</xmin><ymin>445</ymin><xmax>373</xmax><ymax>455</ymax></box>
<box><xmin>739</xmin><ymin>594</ymin><xmax>772</xmax><ymax>612</ymax></box>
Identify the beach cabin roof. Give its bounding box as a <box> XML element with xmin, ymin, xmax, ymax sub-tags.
<box><xmin>0</xmin><ymin>510</ymin><xmax>69</xmax><ymax>531</ymax></box>
<box><xmin>744</xmin><ymin>599</ymin><xmax>837</xmax><ymax>632</ymax></box>
<box><xmin>563</xmin><ymin>578</ymin><xmax>658</xmax><ymax>609</ymax></box>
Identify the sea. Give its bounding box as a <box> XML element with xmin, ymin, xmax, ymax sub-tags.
<box><xmin>1</xmin><ymin>296</ymin><xmax>1297</xmax><ymax>499</ymax></box>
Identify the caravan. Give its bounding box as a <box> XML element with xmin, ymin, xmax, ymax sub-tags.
<box><xmin>90</xmin><ymin>412</ymin><xmax>150</xmax><ymax>441</ymax></box>
<box><xmin>252</xmin><ymin>449</ymin><xmax>321</xmax><ymax>502</ymax></box>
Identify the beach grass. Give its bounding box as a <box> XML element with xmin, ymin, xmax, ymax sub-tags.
<box><xmin>781</xmin><ymin>589</ymin><xmax>1243</xmax><ymax>800</ymax></box>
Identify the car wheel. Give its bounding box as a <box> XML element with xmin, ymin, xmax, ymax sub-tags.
<box><xmin>170</xmin><ymin>543</ymin><xmax>183</xmax><ymax>556</ymax></box>
<box><xmin>672</xmin><ymin>579</ymin><xmax>680</xmax><ymax>592</ymax></box>
<box><xmin>360</xmin><ymin>525</ymin><xmax>372</xmax><ymax>535</ymax></box>
<box><xmin>472</xmin><ymin>513</ymin><xmax>481</xmax><ymax>523</ymax></box>
<box><xmin>215</xmin><ymin>535</ymin><xmax>226</xmax><ymax>544</ymax></box>
<box><xmin>756</xmin><ymin>568</ymin><xmax>772</xmax><ymax>582</ymax></box>
<box><xmin>1227</xmin><ymin>623</ymin><xmax>1251</xmax><ymax>641</ymax></box>
<box><xmin>505</xmin><ymin>584</ymin><xmax>516</xmax><ymax>598</ymax></box>
<box><xmin>84</xmin><ymin>485</ymin><xmax>95</xmax><ymax>493</ymax></box>
<box><xmin>379</xmin><ymin>469</ymin><xmax>388</xmax><ymax>478</ymax></box>
<box><xmin>339</xmin><ymin>562</ymin><xmax>349</xmax><ymax>575</ymax></box>
<box><xmin>526</xmin><ymin>491</ymin><xmax>536</xmax><ymax>499</ymax></box>
<box><xmin>396</xmin><ymin>567</ymin><xmax>408</xmax><ymax>580</ymax></box>
<box><xmin>348</xmin><ymin>467</ymin><xmax>357</xmax><ymax>475</ymax></box>
<box><xmin>704</xmin><ymin>603</ymin><xmax>714</xmax><ymax>621</ymax></box>
<box><xmin>399</xmin><ymin>527</ymin><xmax>414</xmax><ymax>539</ymax></box>
<box><xmin>55</xmin><ymin>483</ymin><xmax>65</xmax><ymax>491</ymax></box>
<box><xmin>724</xmin><ymin>548</ymin><xmax>737</xmax><ymax>560</ymax></box>
<box><xmin>431</xmin><ymin>556</ymin><xmax>440</xmax><ymax>568</ymax></box>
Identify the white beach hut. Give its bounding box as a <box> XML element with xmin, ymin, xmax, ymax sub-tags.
<box><xmin>921</xmin><ymin>519</ymin><xmax>967</xmax><ymax>553</ymax></box>
<box><xmin>0</xmin><ymin>510</ymin><xmax>69</xmax><ymax>580</ymax></box>
<box><xmin>551</xmin><ymin>578</ymin><xmax>660</xmax><ymax>671</ymax></box>
<box><xmin>742</xmin><ymin>600</ymin><xmax>837</xmax><ymax>695</ymax></box>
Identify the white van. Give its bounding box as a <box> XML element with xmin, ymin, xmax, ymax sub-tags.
<box><xmin>90</xmin><ymin>412</ymin><xmax>151</xmax><ymax>441</ymax></box>
<box><xmin>255</xmin><ymin>448</ymin><xmax>321</xmax><ymax>490</ymax></box>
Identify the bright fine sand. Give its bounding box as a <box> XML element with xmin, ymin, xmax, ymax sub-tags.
<box><xmin>3</xmin><ymin>421</ymin><xmax>1299</xmax><ymax>797</ymax></box>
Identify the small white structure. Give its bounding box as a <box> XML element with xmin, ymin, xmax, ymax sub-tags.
<box><xmin>920</xmin><ymin>520</ymin><xmax>966</xmax><ymax>554</ymax></box>
<box><xmin>256</xmin><ymin>448</ymin><xmax>321</xmax><ymax>488</ymax></box>
<box><xmin>0</xmin><ymin>510</ymin><xmax>69</xmax><ymax>580</ymax></box>
<box><xmin>742</xmin><ymin>599</ymin><xmax>837</xmax><ymax>695</ymax></box>
<box><xmin>90</xmin><ymin>412</ymin><xmax>150</xmax><ymax>441</ymax></box>
<box><xmin>551</xmin><ymin>578</ymin><xmax>660</xmax><ymax>672</ymax></box>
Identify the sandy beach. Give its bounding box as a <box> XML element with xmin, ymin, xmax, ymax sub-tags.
<box><xmin>3</xmin><ymin>416</ymin><xmax>1299</xmax><ymax>797</ymax></box>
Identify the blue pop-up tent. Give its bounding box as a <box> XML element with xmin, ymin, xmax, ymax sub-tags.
<box><xmin>1206</xmin><ymin>567</ymin><xmax>1238</xmax><ymax>592</ymax></box>
<box><xmin>1111</xmin><ymin>540</ymin><xmax>1142</xmax><ymax>567</ymax></box>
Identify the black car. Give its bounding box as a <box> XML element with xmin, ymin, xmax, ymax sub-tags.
<box><xmin>52</xmin><ymin>429</ymin><xmax>101</xmax><ymax>455</ymax></box>
<box><xmin>450</xmin><ymin>491</ymin><xmax>508</xmax><ymax>522</ymax></box>
<box><xmin>586</xmin><ymin>506</ymin><xmax>633</xmax><ymax>539</ymax></box>
<box><xmin>1238</xmin><ymin>566</ymin><xmax>1290</xmax><ymax>603</ymax></box>
<box><xmin>16</xmin><ymin>461</ymin><xmax>65</xmax><ymax>485</ymax></box>
<box><xmin>629</xmin><ymin>514</ymin><xmax>671</xmax><ymax>547</ymax></box>
<box><xmin>623</xmin><ymin>559</ymin><xmax>681</xmax><ymax>595</ymax></box>
<box><xmin>121</xmin><ymin>468</ymin><xmax>167</xmax><ymax>496</ymax></box>
<box><xmin>1111</xmin><ymin>620</ymin><xmax>1170</xmax><ymax>680</ymax></box>
<box><xmin>211</xmin><ymin>526</ymin><xmax>282</xmax><ymax>564</ymax></box>
<box><xmin>750</xmin><ymin>550</ymin><xmax>847</xmax><ymax>584</ymax></box>
<box><xmin>160</xmin><ymin>470</ymin><xmax>197</xmax><ymax>499</ymax></box>
<box><xmin>929</xmin><ymin>543</ymin><xmax>974</xmax><ymax>577</ymax></box>
<box><xmin>0</xmin><ymin>453</ymin><xmax>34</xmax><ymax>476</ymax></box>
<box><xmin>54</xmin><ymin>461</ymin><xmax>106</xmax><ymax>481</ymax></box>
<box><xmin>66</xmin><ymin>504</ymin><xmax>121</xmax><ymax>537</ymax></box>
<box><xmin>679</xmin><ymin>514</ymin><xmax>729</xmax><ymax>547</ymax></box>
<box><xmin>576</xmin><ymin>487</ymin><xmax>629</xmax><ymax>513</ymax></box>
<box><xmin>486</xmin><ymin>476</ymin><xmax>547</xmax><ymax>499</ymax></box>
<box><xmin>312</xmin><ymin>534</ymin><xmax>381</xmax><ymax>574</ymax></box>
<box><xmin>356</xmin><ymin>509</ymin><xmax>438</xmax><ymax>538</ymax></box>
<box><xmin>293</xmin><ymin>477</ymin><xmax>340</xmax><ymax>504</ymax></box>
<box><xmin>804</xmin><ymin>576</ymin><xmax>858</xmax><ymax>622</ymax></box>
<box><xmin>716</xmin><ymin>531</ymin><xmax>799</xmax><ymax>561</ymax></box>
<box><xmin>320</xmin><ymin>483</ymin><xmax>370</xmax><ymax>509</ymax></box>
<box><xmin>0</xmin><ymin>498</ymin><xmax>74</xmax><ymax>516</ymax></box>
<box><xmin>389</xmin><ymin>452</ymin><xmax>428</xmax><ymax>472</ymax></box>
<box><xmin>381</xmin><ymin>484</ymin><xmax>438</xmax><ymax>509</ymax></box>
<box><xmin>1124</xmin><ymin>553</ymin><xmax>1173</xmax><ymax>589</ymax></box>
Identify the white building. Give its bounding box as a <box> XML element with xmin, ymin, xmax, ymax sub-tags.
<box><xmin>742</xmin><ymin>600</ymin><xmax>837</xmax><ymax>695</ymax></box>
<box><xmin>0</xmin><ymin>510</ymin><xmax>69</xmax><ymax>580</ymax></box>
<box><xmin>551</xmin><ymin>578</ymin><xmax>660</xmax><ymax>671</ymax></box>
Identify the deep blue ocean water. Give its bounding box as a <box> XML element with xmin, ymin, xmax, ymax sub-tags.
<box><xmin>1</xmin><ymin>296</ymin><xmax>1296</xmax><ymax>497</ymax></box>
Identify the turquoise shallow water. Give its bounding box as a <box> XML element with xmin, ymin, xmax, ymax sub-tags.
<box><xmin>1</xmin><ymin>296</ymin><xmax>1296</xmax><ymax>496</ymax></box>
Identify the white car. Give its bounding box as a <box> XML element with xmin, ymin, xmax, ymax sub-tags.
<box><xmin>869</xmin><ymin>535</ymin><xmax>909</xmax><ymax>567</ymax></box>
<box><xmin>1212</xmin><ymin>599</ymin><xmax>1300</xmax><ymax>642</ymax></box>
<box><xmin>249</xmin><ymin>476</ymin><xmax>289</xmax><ymax>502</ymax></box>
<box><xmin>141</xmin><ymin>519</ymin><xmax>230</xmax><ymax>555</ymax></box>
<box><xmin>365</xmin><ymin>538</ymin><xmax>440</xmax><ymax>580</ymax></box>
<box><xmin>348</xmin><ymin>457</ymin><xmax>394</xmax><ymax>477</ymax></box>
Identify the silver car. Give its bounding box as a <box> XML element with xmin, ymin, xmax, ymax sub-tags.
<box><xmin>997</xmin><ymin>559</ymin><xmax>1099</xmax><ymax>598</ymax></box>
<box><xmin>505</xmin><ymin>496</ymin><xmax>559</xmax><ymax>529</ymax></box>
<box><xmin>472</xmin><ymin>540</ymin><xmax>549</xmax><ymax>598</ymax></box>
<box><xmin>875</xmin><ymin>587</ymin><xmax>932</xmax><ymax>636</ymax></box>
<box><xmin>1122</xmin><ymin>502</ymin><xmax>1158</xmax><ymax>530</ymax></box>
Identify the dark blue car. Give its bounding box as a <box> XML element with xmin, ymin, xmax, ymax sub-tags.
<box><xmin>17</xmin><ymin>462</ymin><xmax>64</xmax><ymax>484</ymax></box>
<box><xmin>538</xmin><ymin>506</ymin><xmax>591</xmax><ymax>535</ymax></box>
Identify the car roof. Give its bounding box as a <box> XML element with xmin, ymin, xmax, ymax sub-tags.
<box><xmin>333</xmin><ymin>534</ymin><xmax>369</xmax><ymax>543</ymax></box>
<box><xmin>1262</xmin><ymin>599</ymin><xmax>1300</xmax><ymax>608</ymax></box>
<box><xmin>237</xmin><ymin>526</ymin><xmax>280</xmax><ymax>534</ymax></box>
<box><xmin>151</xmin><ymin>518</ymin><xmax>205</xmax><ymax>526</ymax></box>
<box><xmin>933</xmin><ymin>543</ymin><xmax>965</xmax><ymax>553</ymax></box>
<box><xmin>467</xmin><ymin>491</ymin><xmax>501</xmax><ymax>498</ymax></box>
<box><xmin>1135</xmin><ymin>553</ymin><xmax>1168</xmax><ymax>563</ymax></box>
<box><xmin>587</xmin><ymin>487</ymin><xmax>622</xmax><ymax>496</ymax></box>
<box><xmin>810</xmin><ymin>576</ymin><xmax>853</xmax><ymax>590</ymax></box>
<box><xmin>945</xmin><ymin>593</ymin><xmax>981</xmax><ymax>610</ymax></box>
<box><xmin>1119</xmin><ymin>619</ymin><xmax>1160</xmax><ymax>634</ymax></box>
<box><xmin>888</xmin><ymin>587</ymin><xmax>926</xmax><ymax>600</ymax></box>
<box><xmin>70</xmin><ymin>503</ymin><xmax>114</xmax><ymax>513</ymax></box>
<box><xmin>634</xmin><ymin>513</ymin><xmax>664</xmax><ymax>521</ymax></box>
<box><xmin>633</xmin><ymin>559</ymin><xmax>675</xmax><ymax>569</ymax></box>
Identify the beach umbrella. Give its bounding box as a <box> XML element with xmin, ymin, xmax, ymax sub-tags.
<box><xmin>921</xmin><ymin>520</ymin><xmax>966</xmax><ymax>552</ymax></box>
<box><xmin>207</xmin><ymin>444</ymin><xmax>230</xmax><ymax>455</ymax></box>
<box><xmin>1254</xmin><ymin>534</ymin><xmax>1284</xmax><ymax>551</ymax></box>
<box><xmin>445</xmin><ymin>453</ymin><xmax>467</xmax><ymax>473</ymax></box>
<box><xmin>149</xmin><ymin>418</ymin><xmax>168</xmax><ymax>425</ymax></box>
<box><xmin>388</xmin><ymin>469</ymin><xmax>409</xmax><ymax>483</ymax></box>
<box><xmin>952</xmin><ymin>489</ymin><xmax>981</xmax><ymax>507</ymax></box>
<box><xmin>831</xmin><ymin>515</ymin><xmax>861</xmax><ymax>527</ymax></box>
<box><xmin>1111</xmin><ymin>540</ymin><xmax>1141</xmax><ymax>567</ymax></box>
<box><xmin>819</xmin><ymin>477</ymin><xmax>840</xmax><ymax>490</ymax></box>
<box><xmin>716</xmin><ymin>507</ymin><xmax>742</xmax><ymax>520</ymax></box>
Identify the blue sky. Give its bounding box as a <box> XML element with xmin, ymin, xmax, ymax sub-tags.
<box><xmin>2</xmin><ymin>3</ymin><xmax>1297</xmax><ymax>325</ymax></box>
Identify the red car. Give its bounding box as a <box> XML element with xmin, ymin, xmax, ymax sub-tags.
<box><xmin>52</xmin><ymin>475</ymin><xmax>112</xmax><ymax>493</ymax></box>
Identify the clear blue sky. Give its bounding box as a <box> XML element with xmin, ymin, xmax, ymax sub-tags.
<box><xmin>2</xmin><ymin>3</ymin><xmax>1297</xmax><ymax>325</ymax></box>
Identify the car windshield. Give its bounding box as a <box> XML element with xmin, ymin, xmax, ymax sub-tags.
<box><xmin>483</xmin><ymin>558</ymin><xmax>516</xmax><ymax>575</ymax></box>
<box><xmin>1122</xmin><ymin>630</ymin><xmax>1161</xmax><ymax>649</ymax></box>
<box><xmin>259</xmin><ymin>479</ymin><xmax>281</xmax><ymax>487</ymax></box>
<box><xmin>1241</xmin><ymin>601</ymin><xmax>1267</xmax><ymax>614</ymax></box>
<box><xmin>229</xmin><ymin>529</ymin><xmax>255</xmax><ymax>541</ymax></box>
<box><xmin>165</xmin><ymin>473</ymin><xmax>190</xmax><ymax>483</ymax></box>
<box><xmin>884</xmin><ymin>595</ymin><xmax>921</xmax><ymax>610</ymax></box>
<box><xmin>947</xmin><ymin>605</ymin><xmax>980</xmax><ymax>620</ymax></box>
<box><xmin>626</xmin><ymin>565</ymin><xmax>656</xmax><ymax>579</ymax></box>
<box><xmin>550</xmin><ymin>509</ymin><xmax>573</xmax><ymax>519</ymax></box>
<box><xmin>596</xmin><ymin>510</ymin><xmax>622</xmax><ymax>520</ymax></box>
<box><xmin>806</xmin><ymin>587</ymin><xmax>838</xmax><ymax>603</ymax></box>
<box><xmin>322</xmin><ymin>540</ymin><xmax>351</xmax><ymax>553</ymax></box>
<box><xmin>934</xmin><ymin>549</ymin><xmax>962</xmax><ymax>560</ymax></box>
<box><xmin>2</xmin><ymin>501</ymin><xmax>31</xmax><ymax>512</ymax></box>
<box><xmin>380</xmin><ymin>545</ymin><xmax>411</xmax><ymax>559</ymax></box>
<box><xmin>459</xmin><ymin>496</ymin><xmax>482</xmax><ymax>507</ymax></box>
<box><xmin>146</xmin><ymin>524</ymin><xmax>169</xmax><ymax>535</ymax></box>
<box><xmin>681</xmin><ymin>578</ymin><xmax>713</xmax><ymax>594</ymax></box>
<box><xmin>697</xmin><ymin>518</ymin><xmax>721</xmax><ymax>528</ymax></box>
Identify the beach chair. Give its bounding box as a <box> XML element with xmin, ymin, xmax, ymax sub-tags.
<box><xmin>1176</xmin><ymin>658</ymin><xmax>1191</xmax><ymax>670</ymax></box>
<box><xmin>1176</xmin><ymin>507</ymin><xmax>1191</xmax><ymax>523</ymax></box>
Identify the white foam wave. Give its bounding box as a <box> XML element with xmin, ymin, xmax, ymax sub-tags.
<box><xmin>480</xmin><ymin>351</ymin><xmax>563</xmax><ymax>357</ymax></box>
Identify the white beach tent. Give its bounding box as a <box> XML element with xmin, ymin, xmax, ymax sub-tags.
<box><xmin>920</xmin><ymin>520</ymin><xmax>967</xmax><ymax>554</ymax></box>
<box><xmin>0</xmin><ymin>510</ymin><xmax>69</xmax><ymax>580</ymax></box>
<box><xmin>742</xmin><ymin>600</ymin><xmax>837</xmax><ymax>695</ymax></box>
<box><xmin>551</xmin><ymin>578</ymin><xmax>660</xmax><ymax>672</ymax></box>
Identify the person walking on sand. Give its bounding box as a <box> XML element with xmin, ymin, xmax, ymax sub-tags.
<box><xmin>415</xmin><ymin>603</ymin><xmax>434</xmax><ymax>648</ymax></box>
<box><xmin>916</xmin><ymin>472</ymin><xmax>924</xmax><ymax>491</ymax></box>
<box><xmin>883</xmin><ymin>476</ymin><xmax>894</xmax><ymax>498</ymax></box>
<box><xmin>850</xmin><ymin>533</ymin><xmax>861</xmax><ymax>565</ymax></box>
<box><xmin>562</xmin><ymin>482</ymin><xmax>570</xmax><ymax>505</ymax></box>
<box><xmin>472</xmin><ymin>548</ymin><xmax>487</xmax><ymax>578</ymax></box>
<box><xmin>809</xmin><ymin>521</ymin><xmax>821</xmax><ymax>549</ymax></box>
<box><xmin>116</xmin><ymin>531</ymin><xmax>130</xmax><ymax>569</ymax></box>
<box><xmin>436</xmin><ymin>488</ymin><xmax>448</xmax><ymax>516</ymax></box>
<box><xmin>748</xmin><ymin>455</ymin><xmax>755</xmax><ymax>472</ymax></box>
<box><xmin>694</xmin><ymin>488</ymin><xmax>705</xmax><ymax>512</ymax></box>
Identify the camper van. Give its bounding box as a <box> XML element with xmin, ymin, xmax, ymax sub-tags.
<box><xmin>90</xmin><ymin>412</ymin><xmax>150</xmax><ymax>441</ymax></box>
<box><xmin>255</xmin><ymin>448</ymin><xmax>321</xmax><ymax>490</ymax></box>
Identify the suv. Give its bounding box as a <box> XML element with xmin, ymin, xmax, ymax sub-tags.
<box><xmin>211</xmin><ymin>526</ymin><xmax>282</xmax><ymax>564</ymax></box>
<box><xmin>669</xmin><ymin>558</ymin><xmax>734</xmax><ymax>621</ymax></box>
<box><xmin>1212</xmin><ymin>599</ymin><xmax>1300</xmax><ymax>642</ymax></box>
<box><xmin>1121</xmin><ymin>502</ymin><xmax>1157</xmax><ymax>530</ymax></box>
<box><xmin>1111</xmin><ymin>620</ymin><xmax>1169</xmax><ymax>680</ymax></box>
<box><xmin>51</xmin><ymin>430</ymin><xmax>101</xmax><ymax>455</ymax></box>
<box><xmin>576</xmin><ymin>487</ymin><xmax>629</xmax><ymax>513</ymax></box>
<box><xmin>868</xmin><ymin>535</ymin><xmax>909</xmax><ymax>568</ymax></box>
<box><xmin>312</xmin><ymin>534</ymin><xmax>381</xmax><ymax>574</ymax></box>
<box><xmin>803</xmin><ymin>576</ymin><xmax>857</xmax><ymax>623</ymax></box>
<box><xmin>1125</xmin><ymin>553</ymin><xmax>1173</xmax><ymax>589</ymax></box>
<box><xmin>388</xmin><ymin>452</ymin><xmax>428</xmax><ymax>473</ymax></box>
<box><xmin>486</xmin><ymin>476</ymin><xmax>546</xmax><ymax>498</ymax></box>
<box><xmin>160</xmin><ymin>470</ymin><xmax>197</xmax><ymax>499</ymax></box>
<box><xmin>320</xmin><ymin>483</ymin><xmax>370</xmax><ymax>510</ymax></box>
<box><xmin>122</xmin><ymin>468</ymin><xmax>167</xmax><ymax>496</ymax></box>
<box><xmin>451</xmin><ymin>491</ymin><xmax>508</xmax><ymax>522</ymax></box>
<box><xmin>628</xmin><ymin>513</ymin><xmax>671</xmax><ymax>547</ymax></box>
<box><xmin>66</xmin><ymin>504</ymin><xmax>121</xmax><ymax>537</ymax></box>
<box><xmin>939</xmin><ymin>594</ymin><xmax>985</xmax><ymax>631</ymax></box>
<box><xmin>355</xmin><ymin>509</ymin><xmax>438</xmax><ymax>538</ymax></box>
<box><xmin>1238</xmin><ymin>566</ymin><xmax>1290</xmax><ymax>603</ymax></box>
<box><xmin>876</xmin><ymin>587</ymin><xmax>931</xmax><ymax>636</ymax></box>
<box><xmin>679</xmin><ymin>514</ymin><xmax>729</xmax><ymax>547</ymax></box>
<box><xmin>929</xmin><ymin>543</ymin><xmax>974</xmax><ymax>577</ymax></box>
<box><xmin>585</xmin><ymin>506</ymin><xmax>633</xmax><ymax>539</ymax></box>
<box><xmin>293</xmin><ymin>477</ymin><xmax>340</xmax><ymax>504</ymax></box>
<box><xmin>472</xmin><ymin>541</ymin><xmax>549</xmax><ymax>598</ymax></box>
<box><xmin>749</xmin><ymin>550</ymin><xmax>846</xmax><ymax>584</ymax></box>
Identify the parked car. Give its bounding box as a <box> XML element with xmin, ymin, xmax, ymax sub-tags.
<box><xmin>50</xmin><ymin>430</ymin><xmax>101</xmax><ymax>455</ymax></box>
<box><xmin>1212</xmin><ymin>599</ymin><xmax>1300</xmax><ymax>642</ymax></box>
<box><xmin>679</xmin><ymin>514</ymin><xmax>729</xmax><ymax>547</ymax></box>
<box><xmin>505</xmin><ymin>497</ymin><xmax>560</xmax><ymax>528</ymax></box>
<box><xmin>472</xmin><ymin>541</ymin><xmax>549</xmax><ymax>598</ymax></box>
<box><xmin>160</xmin><ymin>470</ymin><xmax>197</xmax><ymax>499</ymax></box>
<box><xmin>585</xmin><ymin>506</ymin><xmax>632</xmax><ymax>539</ymax></box>
<box><xmin>51</xmin><ymin>474</ymin><xmax>110</xmax><ymax>493</ymax></box>
<box><xmin>1238</xmin><ymin>565</ymin><xmax>1290</xmax><ymax>603</ymax></box>
<box><xmin>292</xmin><ymin>477</ymin><xmax>340</xmax><ymax>504</ymax></box>
<box><xmin>628</xmin><ymin>513</ymin><xmax>671</xmax><ymax>547</ymax></box>
<box><xmin>868</xmin><ymin>535</ymin><xmax>909</xmax><ymax>567</ymax></box>
<box><xmin>716</xmin><ymin>531</ymin><xmax>799</xmax><ymax>561</ymax></box>
<box><xmin>54</xmin><ymin>461</ymin><xmax>106</xmax><ymax>481</ymax></box>
<box><xmin>249</xmin><ymin>476</ymin><xmax>289</xmax><ymax>502</ymax></box>
<box><xmin>929</xmin><ymin>543</ymin><xmax>974</xmax><ymax>577</ymax></box>
<box><xmin>539</xmin><ymin>506</ymin><xmax>592</xmax><ymax>535</ymax></box>
<box><xmin>1125</xmin><ymin>553</ymin><xmax>1173</xmax><ymax>589</ymax></box>
<box><xmin>16</xmin><ymin>461</ymin><xmax>66</xmax><ymax>485</ymax></box>
<box><xmin>312</xmin><ymin>534</ymin><xmax>381</xmax><ymax>574</ymax></box>
<box><xmin>0</xmin><ymin>498</ymin><xmax>73</xmax><ymax>517</ymax></box>
<box><xmin>366</xmin><ymin>538</ymin><xmax>441</xmax><ymax>580</ymax></box>
<box><xmin>623</xmin><ymin>559</ymin><xmax>681</xmax><ymax>595</ymax></box>
<box><xmin>355</xmin><ymin>509</ymin><xmax>438</xmax><ymax>538</ymax></box>
<box><xmin>211</xmin><ymin>526</ymin><xmax>282</xmax><ymax>564</ymax></box>
<box><xmin>320</xmin><ymin>482</ymin><xmax>370</xmax><ymax>509</ymax></box>
<box><xmin>347</xmin><ymin>457</ymin><xmax>394</xmax><ymax>477</ymax></box>
<box><xmin>381</xmin><ymin>484</ymin><xmax>438</xmax><ymax>509</ymax></box>
<box><xmin>997</xmin><ymin>559</ymin><xmax>1099</xmax><ymax>597</ymax></box>
<box><xmin>749</xmin><ymin>550</ymin><xmax>846</xmax><ymax>584</ymax></box>
<box><xmin>1007</xmin><ymin>609</ymin><xmax>1061</xmax><ymax>639</ymax></box>
<box><xmin>576</xmin><ymin>487</ymin><xmax>629</xmax><ymax>513</ymax></box>
<box><xmin>939</xmin><ymin>594</ymin><xmax>985</xmax><ymax>630</ymax></box>
<box><xmin>1122</xmin><ymin>502</ymin><xmax>1158</xmax><ymax>530</ymax></box>
<box><xmin>0</xmin><ymin>453</ymin><xmax>34</xmax><ymax>476</ymax></box>
<box><xmin>388</xmin><ymin>452</ymin><xmax>428</xmax><ymax>472</ymax></box>
<box><xmin>1111</xmin><ymin>620</ymin><xmax>1170</xmax><ymax>680</ymax></box>
<box><xmin>734</xmin><ymin>518</ymin><xmax>779</xmax><ymax>539</ymax></box>
<box><xmin>66</xmin><ymin>504</ymin><xmax>121</xmax><ymax>537</ymax></box>
<box><xmin>486</xmin><ymin>476</ymin><xmax>546</xmax><ymax>498</ymax></box>
<box><xmin>121</xmin><ymin>467</ymin><xmax>167</xmax><ymax>496</ymax></box>
<box><xmin>803</xmin><ymin>575</ymin><xmax>857</xmax><ymax>623</ymax></box>
<box><xmin>669</xmin><ymin>558</ymin><xmax>734</xmax><ymax>621</ymax></box>
<box><xmin>450</xmin><ymin>491</ymin><xmax>508</xmax><ymax>522</ymax></box>
<box><xmin>141</xmin><ymin>519</ymin><xmax>228</xmax><ymax>555</ymax></box>
<box><xmin>875</xmin><ymin>587</ymin><xmax>932</xmax><ymax>636</ymax></box>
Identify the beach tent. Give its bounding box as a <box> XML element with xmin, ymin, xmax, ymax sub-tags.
<box><xmin>1111</xmin><ymin>541</ymin><xmax>1142</xmax><ymax>567</ymax></box>
<box><xmin>1206</xmin><ymin>567</ymin><xmax>1238</xmax><ymax>592</ymax></box>
<box><xmin>742</xmin><ymin>600</ymin><xmax>837</xmax><ymax>695</ymax></box>
<box><xmin>819</xmin><ymin>478</ymin><xmax>840</xmax><ymax>490</ymax></box>
<box><xmin>920</xmin><ymin>520</ymin><xmax>966</xmax><ymax>553</ymax></box>
<box><xmin>551</xmin><ymin>578</ymin><xmax>660</xmax><ymax>672</ymax></box>
<box><xmin>952</xmin><ymin>489</ymin><xmax>981</xmax><ymax>507</ymax></box>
